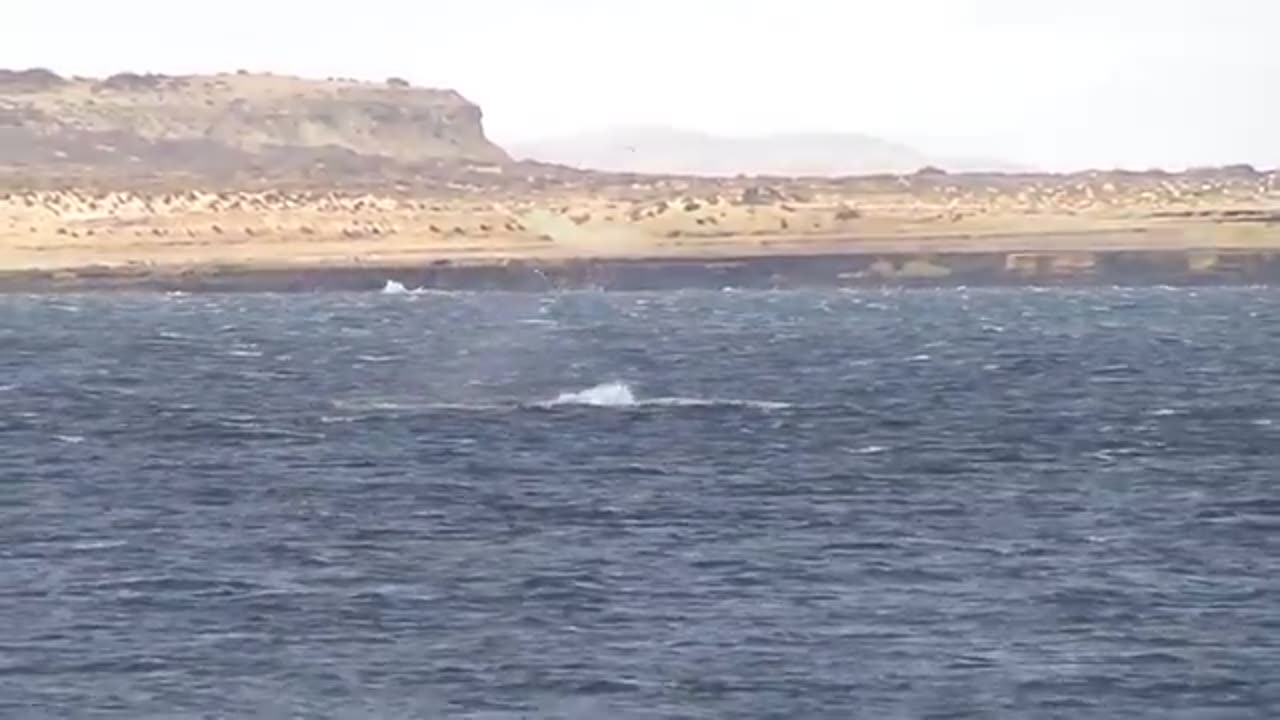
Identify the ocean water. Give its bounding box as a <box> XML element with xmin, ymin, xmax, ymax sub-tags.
<box><xmin>1</xmin><ymin>287</ymin><xmax>1278</xmax><ymax>719</ymax></box>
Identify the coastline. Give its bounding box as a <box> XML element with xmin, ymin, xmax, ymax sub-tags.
<box><xmin>4</xmin><ymin>70</ymin><xmax>1279</xmax><ymax>293</ymax></box>
<box><xmin>4</xmin><ymin>243</ymin><xmax>1279</xmax><ymax>293</ymax></box>
<box><xmin>4</xmin><ymin>167</ymin><xmax>1279</xmax><ymax>293</ymax></box>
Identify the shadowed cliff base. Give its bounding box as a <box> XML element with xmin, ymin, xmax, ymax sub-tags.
<box><xmin>4</xmin><ymin>248</ymin><xmax>1280</xmax><ymax>293</ymax></box>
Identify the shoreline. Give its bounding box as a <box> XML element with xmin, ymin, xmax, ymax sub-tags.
<box><xmin>4</xmin><ymin>165</ymin><xmax>1278</xmax><ymax>294</ymax></box>
<box><xmin>4</xmin><ymin>245</ymin><xmax>1278</xmax><ymax>293</ymax></box>
<box><xmin>4</xmin><ymin>70</ymin><xmax>1279</xmax><ymax>295</ymax></box>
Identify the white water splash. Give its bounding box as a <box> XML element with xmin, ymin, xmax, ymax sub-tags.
<box><xmin>545</xmin><ymin>382</ymin><xmax>789</xmax><ymax>410</ymax></box>
<box><xmin>381</xmin><ymin>279</ymin><xmax>423</xmax><ymax>295</ymax></box>
<box><xmin>379</xmin><ymin>279</ymin><xmax>459</xmax><ymax>296</ymax></box>
<box><xmin>330</xmin><ymin>382</ymin><xmax>790</xmax><ymax>416</ymax></box>
<box><xmin>550</xmin><ymin>381</ymin><xmax>637</xmax><ymax>407</ymax></box>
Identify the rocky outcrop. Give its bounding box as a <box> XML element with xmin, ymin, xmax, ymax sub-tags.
<box><xmin>0</xmin><ymin>69</ymin><xmax>508</xmax><ymax>184</ymax></box>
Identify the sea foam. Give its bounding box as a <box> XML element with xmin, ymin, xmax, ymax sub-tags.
<box><xmin>328</xmin><ymin>382</ymin><xmax>790</xmax><ymax>416</ymax></box>
<box><xmin>550</xmin><ymin>381</ymin><xmax>637</xmax><ymax>407</ymax></box>
<box><xmin>544</xmin><ymin>382</ymin><xmax>788</xmax><ymax>410</ymax></box>
<box><xmin>381</xmin><ymin>279</ymin><xmax>422</xmax><ymax>295</ymax></box>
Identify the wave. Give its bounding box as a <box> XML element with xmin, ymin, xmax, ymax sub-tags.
<box><xmin>329</xmin><ymin>398</ymin><xmax>507</xmax><ymax>415</ymax></box>
<box><xmin>544</xmin><ymin>382</ymin><xmax>790</xmax><ymax>410</ymax></box>
<box><xmin>331</xmin><ymin>382</ymin><xmax>791</xmax><ymax>416</ymax></box>
<box><xmin>381</xmin><ymin>278</ymin><xmax>448</xmax><ymax>294</ymax></box>
<box><xmin>549</xmin><ymin>381</ymin><xmax>636</xmax><ymax>407</ymax></box>
<box><xmin>380</xmin><ymin>279</ymin><xmax>464</xmax><ymax>296</ymax></box>
<box><xmin>381</xmin><ymin>279</ymin><xmax>425</xmax><ymax>295</ymax></box>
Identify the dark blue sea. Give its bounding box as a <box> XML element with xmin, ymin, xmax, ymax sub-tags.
<box><xmin>2</xmin><ymin>287</ymin><xmax>1278</xmax><ymax>719</ymax></box>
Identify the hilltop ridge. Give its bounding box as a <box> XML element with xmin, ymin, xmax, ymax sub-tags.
<box><xmin>0</xmin><ymin>68</ymin><xmax>508</xmax><ymax>185</ymax></box>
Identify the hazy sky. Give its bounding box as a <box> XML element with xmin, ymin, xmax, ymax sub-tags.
<box><xmin>5</xmin><ymin>0</ymin><xmax>1277</xmax><ymax>170</ymax></box>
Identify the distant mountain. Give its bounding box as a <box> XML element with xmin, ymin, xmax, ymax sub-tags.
<box><xmin>505</xmin><ymin>126</ymin><xmax>1023</xmax><ymax>177</ymax></box>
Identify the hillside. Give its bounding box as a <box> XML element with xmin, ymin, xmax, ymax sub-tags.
<box><xmin>506</xmin><ymin>126</ymin><xmax>1023</xmax><ymax>177</ymax></box>
<box><xmin>0</xmin><ymin>68</ymin><xmax>508</xmax><ymax>185</ymax></box>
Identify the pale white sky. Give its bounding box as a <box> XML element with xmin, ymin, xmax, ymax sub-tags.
<box><xmin>4</xmin><ymin>0</ymin><xmax>1277</xmax><ymax>170</ymax></box>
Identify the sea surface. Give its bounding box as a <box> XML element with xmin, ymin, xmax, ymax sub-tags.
<box><xmin>2</xmin><ymin>287</ymin><xmax>1279</xmax><ymax>719</ymax></box>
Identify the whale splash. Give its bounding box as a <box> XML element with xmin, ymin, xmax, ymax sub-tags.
<box><xmin>331</xmin><ymin>382</ymin><xmax>790</xmax><ymax>417</ymax></box>
<box><xmin>381</xmin><ymin>279</ymin><xmax>425</xmax><ymax>295</ymax></box>
<box><xmin>549</xmin><ymin>381</ymin><xmax>638</xmax><ymax>407</ymax></box>
<box><xmin>543</xmin><ymin>382</ymin><xmax>789</xmax><ymax>410</ymax></box>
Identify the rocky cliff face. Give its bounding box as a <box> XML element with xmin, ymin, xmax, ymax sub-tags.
<box><xmin>0</xmin><ymin>69</ymin><xmax>508</xmax><ymax>184</ymax></box>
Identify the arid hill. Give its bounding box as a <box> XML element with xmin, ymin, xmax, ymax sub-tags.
<box><xmin>1</xmin><ymin>68</ymin><xmax>1279</xmax><ymax>289</ymax></box>
<box><xmin>0</xmin><ymin>69</ymin><xmax>508</xmax><ymax>186</ymax></box>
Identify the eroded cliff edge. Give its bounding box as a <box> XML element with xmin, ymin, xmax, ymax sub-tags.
<box><xmin>0</xmin><ymin>68</ymin><xmax>507</xmax><ymax>186</ymax></box>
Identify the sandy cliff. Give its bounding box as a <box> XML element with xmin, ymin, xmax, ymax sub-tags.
<box><xmin>0</xmin><ymin>69</ymin><xmax>507</xmax><ymax>186</ymax></box>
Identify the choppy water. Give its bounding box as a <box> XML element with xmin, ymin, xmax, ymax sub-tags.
<box><xmin>2</xmin><ymin>287</ymin><xmax>1279</xmax><ymax>718</ymax></box>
